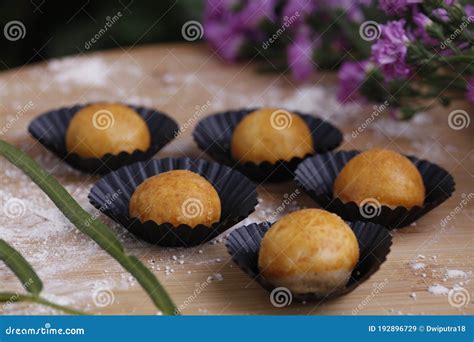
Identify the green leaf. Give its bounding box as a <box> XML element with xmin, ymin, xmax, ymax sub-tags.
<box><xmin>0</xmin><ymin>240</ymin><xmax>43</xmax><ymax>295</ymax></box>
<box><xmin>0</xmin><ymin>140</ymin><xmax>178</xmax><ymax>315</ymax></box>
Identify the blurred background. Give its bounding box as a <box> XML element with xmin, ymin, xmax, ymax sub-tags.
<box><xmin>0</xmin><ymin>0</ymin><xmax>203</xmax><ymax>70</ymax></box>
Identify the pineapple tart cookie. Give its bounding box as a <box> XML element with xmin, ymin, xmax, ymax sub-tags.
<box><xmin>333</xmin><ymin>148</ymin><xmax>425</xmax><ymax>209</ymax></box>
<box><xmin>129</xmin><ymin>170</ymin><xmax>221</xmax><ymax>227</ymax></box>
<box><xmin>231</xmin><ymin>108</ymin><xmax>314</xmax><ymax>164</ymax></box>
<box><xmin>258</xmin><ymin>209</ymin><xmax>359</xmax><ymax>295</ymax></box>
<box><xmin>66</xmin><ymin>103</ymin><xmax>151</xmax><ymax>158</ymax></box>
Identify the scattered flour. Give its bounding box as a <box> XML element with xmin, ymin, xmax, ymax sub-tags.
<box><xmin>428</xmin><ymin>284</ymin><xmax>450</xmax><ymax>296</ymax></box>
<box><xmin>47</xmin><ymin>57</ymin><xmax>112</xmax><ymax>88</ymax></box>
<box><xmin>411</xmin><ymin>262</ymin><xmax>426</xmax><ymax>270</ymax></box>
<box><xmin>282</xmin><ymin>85</ymin><xmax>360</xmax><ymax>124</ymax></box>
<box><xmin>207</xmin><ymin>273</ymin><xmax>224</xmax><ymax>282</ymax></box>
<box><xmin>371</xmin><ymin>112</ymin><xmax>433</xmax><ymax>140</ymax></box>
<box><xmin>445</xmin><ymin>270</ymin><xmax>469</xmax><ymax>279</ymax></box>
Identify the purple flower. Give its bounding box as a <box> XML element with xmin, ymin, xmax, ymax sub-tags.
<box><xmin>413</xmin><ymin>12</ymin><xmax>438</xmax><ymax>45</ymax></box>
<box><xmin>371</xmin><ymin>20</ymin><xmax>412</xmax><ymax>80</ymax></box>
<box><xmin>282</xmin><ymin>0</ymin><xmax>316</xmax><ymax>28</ymax></box>
<box><xmin>413</xmin><ymin>12</ymin><xmax>432</xmax><ymax>28</ymax></box>
<box><xmin>465</xmin><ymin>5</ymin><xmax>474</xmax><ymax>19</ymax></box>
<box><xmin>287</xmin><ymin>27</ymin><xmax>316</xmax><ymax>81</ymax></box>
<box><xmin>337</xmin><ymin>61</ymin><xmax>370</xmax><ymax>103</ymax></box>
<box><xmin>432</xmin><ymin>8</ymin><xmax>449</xmax><ymax>22</ymax></box>
<box><xmin>204</xmin><ymin>1</ymin><xmax>243</xmax><ymax>61</ymax></box>
<box><xmin>467</xmin><ymin>77</ymin><xmax>474</xmax><ymax>102</ymax></box>
<box><xmin>378</xmin><ymin>0</ymin><xmax>421</xmax><ymax>15</ymax></box>
<box><xmin>203</xmin><ymin>0</ymin><xmax>278</xmax><ymax>62</ymax></box>
<box><xmin>238</xmin><ymin>0</ymin><xmax>278</xmax><ymax>28</ymax></box>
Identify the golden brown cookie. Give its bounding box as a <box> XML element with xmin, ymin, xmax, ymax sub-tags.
<box><xmin>333</xmin><ymin>148</ymin><xmax>425</xmax><ymax>208</ymax></box>
<box><xmin>66</xmin><ymin>103</ymin><xmax>151</xmax><ymax>158</ymax></box>
<box><xmin>258</xmin><ymin>209</ymin><xmax>359</xmax><ymax>295</ymax></box>
<box><xmin>231</xmin><ymin>108</ymin><xmax>314</xmax><ymax>164</ymax></box>
<box><xmin>129</xmin><ymin>170</ymin><xmax>221</xmax><ymax>227</ymax></box>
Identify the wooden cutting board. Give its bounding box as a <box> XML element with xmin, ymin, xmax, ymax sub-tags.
<box><xmin>0</xmin><ymin>43</ymin><xmax>472</xmax><ymax>315</ymax></box>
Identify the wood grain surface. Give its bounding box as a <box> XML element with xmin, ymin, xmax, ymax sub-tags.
<box><xmin>0</xmin><ymin>43</ymin><xmax>472</xmax><ymax>315</ymax></box>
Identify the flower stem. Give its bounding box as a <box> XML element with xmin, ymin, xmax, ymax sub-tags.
<box><xmin>0</xmin><ymin>292</ymin><xmax>85</xmax><ymax>315</ymax></box>
<box><xmin>439</xmin><ymin>55</ymin><xmax>474</xmax><ymax>63</ymax></box>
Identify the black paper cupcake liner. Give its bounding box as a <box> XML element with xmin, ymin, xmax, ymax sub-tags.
<box><xmin>192</xmin><ymin>108</ymin><xmax>343</xmax><ymax>182</ymax></box>
<box><xmin>28</xmin><ymin>103</ymin><xmax>179</xmax><ymax>174</ymax></box>
<box><xmin>226</xmin><ymin>220</ymin><xmax>392</xmax><ymax>302</ymax></box>
<box><xmin>88</xmin><ymin>157</ymin><xmax>258</xmax><ymax>247</ymax></box>
<box><xmin>294</xmin><ymin>150</ymin><xmax>455</xmax><ymax>229</ymax></box>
